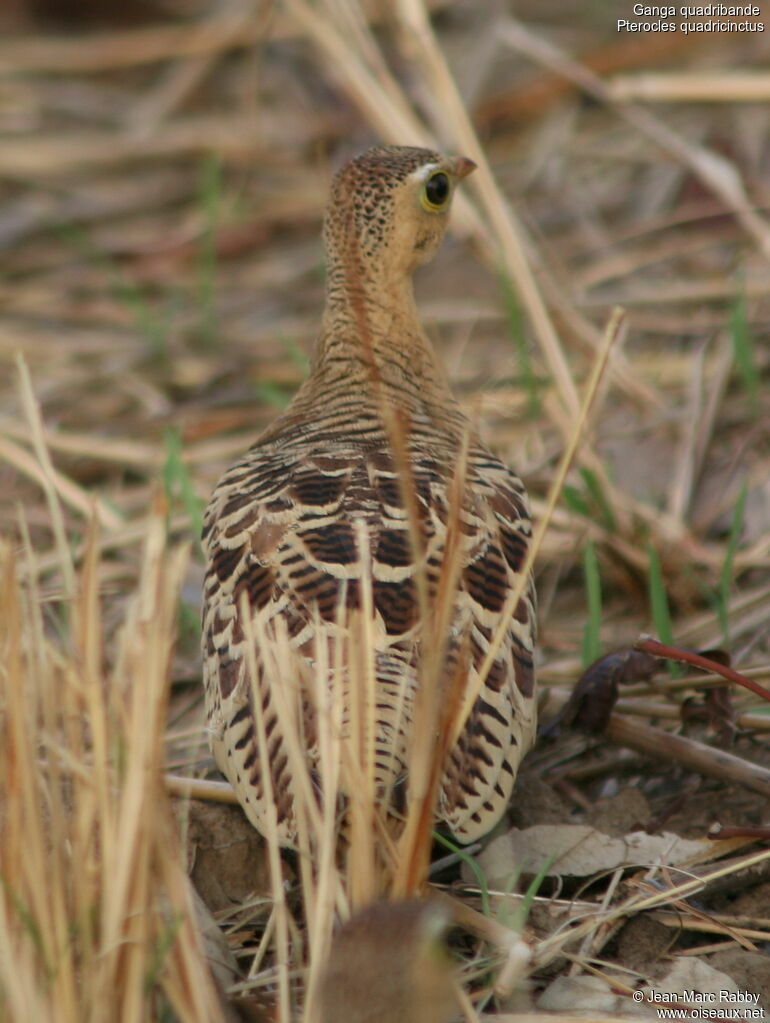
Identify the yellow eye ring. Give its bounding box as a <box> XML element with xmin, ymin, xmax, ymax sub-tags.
<box><xmin>420</xmin><ymin>170</ymin><xmax>451</xmax><ymax>211</ymax></box>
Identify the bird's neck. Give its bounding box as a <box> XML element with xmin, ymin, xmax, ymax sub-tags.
<box><xmin>314</xmin><ymin>256</ymin><xmax>453</xmax><ymax>404</ymax></box>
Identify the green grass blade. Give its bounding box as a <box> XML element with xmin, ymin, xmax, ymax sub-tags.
<box><xmin>509</xmin><ymin>850</ymin><xmax>558</xmax><ymax>933</ymax></box>
<box><xmin>647</xmin><ymin>540</ymin><xmax>674</xmax><ymax>645</ymax></box>
<box><xmin>562</xmin><ymin>483</ymin><xmax>591</xmax><ymax>519</ymax></box>
<box><xmin>253</xmin><ymin>379</ymin><xmax>293</xmax><ymax>409</ymax></box>
<box><xmin>729</xmin><ymin>287</ymin><xmax>759</xmax><ymax>413</ymax></box>
<box><xmin>580</xmin><ymin>466</ymin><xmax>616</xmax><ymax>532</ymax></box>
<box><xmin>647</xmin><ymin>540</ymin><xmax>679</xmax><ymax>675</ymax></box>
<box><xmin>432</xmin><ymin>831</ymin><xmax>491</xmax><ymax>918</ymax></box>
<box><xmin>581</xmin><ymin>538</ymin><xmax>602</xmax><ymax>667</ymax></box>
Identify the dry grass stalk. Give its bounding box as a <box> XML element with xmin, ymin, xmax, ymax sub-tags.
<box><xmin>241</xmin><ymin>602</ymin><xmax>294</xmax><ymax>1021</ymax></box>
<box><xmin>0</xmin><ymin>430</ymin><xmax>124</xmax><ymax>532</ymax></box>
<box><xmin>233</xmin><ymin>575</ymin><xmax>418</xmax><ymax>1017</ymax></box>
<box><xmin>16</xmin><ymin>353</ymin><xmax>77</xmax><ymax>597</ymax></box>
<box><xmin>0</xmin><ymin>13</ymin><xmax>266</xmax><ymax>73</ymax></box>
<box><xmin>0</xmin><ymin>114</ymin><xmax>266</xmax><ymax>177</ymax></box>
<box><xmin>0</xmin><ymin>510</ymin><xmax>224</xmax><ymax>1022</ymax></box>
<box><xmin>608</xmin><ymin>72</ymin><xmax>770</xmax><ymax>103</ymax></box>
<box><xmin>391</xmin><ymin>429</ymin><xmax>473</xmax><ymax>898</ymax></box>
<box><xmin>651</xmin><ymin>910</ymin><xmax>770</xmax><ymax>944</ymax></box>
<box><xmin>531</xmin><ymin>845</ymin><xmax>770</xmax><ymax>972</ymax></box>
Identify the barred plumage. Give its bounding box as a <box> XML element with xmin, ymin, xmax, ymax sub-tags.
<box><xmin>201</xmin><ymin>145</ymin><xmax>536</xmax><ymax>847</ymax></box>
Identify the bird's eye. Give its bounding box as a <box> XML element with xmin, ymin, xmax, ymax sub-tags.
<box><xmin>421</xmin><ymin>171</ymin><xmax>451</xmax><ymax>211</ymax></box>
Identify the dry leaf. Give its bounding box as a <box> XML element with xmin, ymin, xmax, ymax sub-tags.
<box><xmin>473</xmin><ymin>824</ymin><xmax>711</xmax><ymax>885</ymax></box>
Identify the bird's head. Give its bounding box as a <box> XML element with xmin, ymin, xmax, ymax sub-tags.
<box><xmin>324</xmin><ymin>145</ymin><xmax>476</xmax><ymax>281</ymax></box>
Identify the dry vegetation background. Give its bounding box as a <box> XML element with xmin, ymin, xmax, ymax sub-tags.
<box><xmin>1</xmin><ymin>0</ymin><xmax>770</xmax><ymax>1021</ymax></box>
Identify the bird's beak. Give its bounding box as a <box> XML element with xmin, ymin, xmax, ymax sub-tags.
<box><xmin>451</xmin><ymin>156</ymin><xmax>477</xmax><ymax>180</ymax></box>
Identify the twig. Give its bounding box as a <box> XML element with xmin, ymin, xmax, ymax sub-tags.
<box><xmin>164</xmin><ymin>774</ymin><xmax>241</xmax><ymax>804</ymax></box>
<box><xmin>636</xmin><ymin>636</ymin><xmax>770</xmax><ymax>703</ymax></box>
<box><xmin>708</xmin><ymin>824</ymin><xmax>770</xmax><ymax>841</ymax></box>
<box><xmin>605</xmin><ymin>713</ymin><xmax>770</xmax><ymax>799</ymax></box>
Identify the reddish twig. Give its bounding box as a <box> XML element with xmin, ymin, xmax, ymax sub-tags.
<box><xmin>636</xmin><ymin>635</ymin><xmax>770</xmax><ymax>703</ymax></box>
<box><xmin>708</xmin><ymin>823</ymin><xmax>770</xmax><ymax>841</ymax></box>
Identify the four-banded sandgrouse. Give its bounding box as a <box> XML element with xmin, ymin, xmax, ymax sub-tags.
<box><xmin>201</xmin><ymin>145</ymin><xmax>536</xmax><ymax>847</ymax></box>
